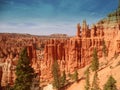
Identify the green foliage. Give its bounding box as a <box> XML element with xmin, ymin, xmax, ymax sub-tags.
<box><xmin>68</xmin><ymin>70</ymin><xmax>78</xmax><ymax>82</ymax></box>
<box><xmin>91</xmin><ymin>48</ymin><xmax>99</xmax><ymax>72</ymax></box>
<box><xmin>84</xmin><ymin>67</ymin><xmax>90</xmax><ymax>90</ymax></box>
<box><xmin>68</xmin><ymin>72</ymin><xmax>74</xmax><ymax>81</ymax></box>
<box><xmin>68</xmin><ymin>72</ymin><xmax>71</xmax><ymax>78</ymax></box>
<box><xmin>73</xmin><ymin>70</ymin><xmax>78</xmax><ymax>82</ymax></box>
<box><xmin>102</xmin><ymin>40</ymin><xmax>107</xmax><ymax>57</ymax></box>
<box><xmin>91</xmin><ymin>71</ymin><xmax>100</xmax><ymax>90</ymax></box>
<box><xmin>60</xmin><ymin>71</ymin><xmax>66</xmax><ymax>87</ymax></box>
<box><xmin>6</xmin><ymin>83</ymin><xmax>11</xmax><ymax>90</ymax></box>
<box><xmin>13</xmin><ymin>47</ymin><xmax>35</xmax><ymax>90</ymax></box>
<box><xmin>114</xmin><ymin>52</ymin><xmax>119</xmax><ymax>59</ymax></box>
<box><xmin>52</xmin><ymin>60</ymin><xmax>60</xmax><ymax>89</ymax></box>
<box><xmin>103</xmin><ymin>76</ymin><xmax>117</xmax><ymax>90</ymax></box>
<box><xmin>110</xmin><ymin>66</ymin><xmax>113</xmax><ymax>69</ymax></box>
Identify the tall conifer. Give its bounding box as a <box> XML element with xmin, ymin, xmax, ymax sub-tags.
<box><xmin>13</xmin><ymin>47</ymin><xmax>35</xmax><ymax>90</ymax></box>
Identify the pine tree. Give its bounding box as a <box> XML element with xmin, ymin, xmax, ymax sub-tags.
<box><xmin>6</xmin><ymin>83</ymin><xmax>11</xmax><ymax>90</ymax></box>
<box><xmin>84</xmin><ymin>67</ymin><xmax>90</xmax><ymax>90</ymax></box>
<box><xmin>73</xmin><ymin>70</ymin><xmax>78</xmax><ymax>82</ymax></box>
<box><xmin>91</xmin><ymin>48</ymin><xmax>99</xmax><ymax>72</ymax></box>
<box><xmin>91</xmin><ymin>48</ymin><xmax>100</xmax><ymax>90</ymax></box>
<box><xmin>52</xmin><ymin>60</ymin><xmax>60</xmax><ymax>90</ymax></box>
<box><xmin>13</xmin><ymin>47</ymin><xmax>35</xmax><ymax>90</ymax></box>
<box><xmin>60</xmin><ymin>71</ymin><xmax>66</xmax><ymax>87</ymax></box>
<box><xmin>102</xmin><ymin>40</ymin><xmax>107</xmax><ymax>57</ymax></box>
<box><xmin>91</xmin><ymin>71</ymin><xmax>100</xmax><ymax>90</ymax></box>
<box><xmin>103</xmin><ymin>76</ymin><xmax>117</xmax><ymax>90</ymax></box>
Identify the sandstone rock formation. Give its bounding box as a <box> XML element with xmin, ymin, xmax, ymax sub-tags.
<box><xmin>0</xmin><ymin>1</ymin><xmax>120</xmax><ymax>89</ymax></box>
<box><xmin>0</xmin><ymin>33</ymin><xmax>69</xmax><ymax>86</ymax></box>
<box><xmin>41</xmin><ymin>4</ymin><xmax>120</xmax><ymax>85</ymax></box>
<box><xmin>0</xmin><ymin>34</ymin><xmax>50</xmax><ymax>86</ymax></box>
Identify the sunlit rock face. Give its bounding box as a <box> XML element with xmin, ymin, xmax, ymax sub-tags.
<box><xmin>41</xmin><ymin>6</ymin><xmax>120</xmax><ymax>84</ymax></box>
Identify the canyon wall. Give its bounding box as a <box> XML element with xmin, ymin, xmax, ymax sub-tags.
<box><xmin>41</xmin><ymin>7</ymin><xmax>120</xmax><ymax>84</ymax></box>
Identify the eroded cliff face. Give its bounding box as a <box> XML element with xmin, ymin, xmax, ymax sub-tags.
<box><xmin>41</xmin><ymin>7</ymin><xmax>120</xmax><ymax>85</ymax></box>
<box><xmin>0</xmin><ymin>34</ymin><xmax>68</xmax><ymax>86</ymax></box>
<box><xmin>0</xmin><ymin>34</ymin><xmax>48</xmax><ymax>86</ymax></box>
<box><xmin>0</xmin><ymin>4</ymin><xmax>120</xmax><ymax>88</ymax></box>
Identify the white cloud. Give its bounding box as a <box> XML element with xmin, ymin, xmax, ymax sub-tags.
<box><xmin>0</xmin><ymin>22</ymin><xmax>76</xmax><ymax>35</ymax></box>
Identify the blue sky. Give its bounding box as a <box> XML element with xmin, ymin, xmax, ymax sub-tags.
<box><xmin>0</xmin><ymin>0</ymin><xmax>118</xmax><ymax>35</ymax></box>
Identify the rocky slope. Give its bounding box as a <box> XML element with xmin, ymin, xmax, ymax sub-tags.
<box><xmin>67</xmin><ymin>55</ymin><xmax>120</xmax><ymax>90</ymax></box>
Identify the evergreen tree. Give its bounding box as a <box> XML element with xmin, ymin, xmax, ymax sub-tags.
<box><xmin>91</xmin><ymin>48</ymin><xmax>99</xmax><ymax>72</ymax></box>
<box><xmin>52</xmin><ymin>60</ymin><xmax>60</xmax><ymax>90</ymax></box>
<box><xmin>91</xmin><ymin>48</ymin><xmax>100</xmax><ymax>90</ymax></box>
<box><xmin>13</xmin><ymin>47</ymin><xmax>35</xmax><ymax>90</ymax></box>
<box><xmin>68</xmin><ymin>72</ymin><xmax>72</xmax><ymax>78</ymax></box>
<box><xmin>84</xmin><ymin>67</ymin><xmax>90</xmax><ymax>90</ymax></box>
<box><xmin>102</xmin><ymin>40</ymin><xmax>107</xmax><ymax>57</ymax></box>
<box><xmin>73</xmin><ymin>70</ymin><xmax>78</xmax><ymax>82</ymax></box>
<box><xmin>91</xmin><ymin>71</ymin><xmax>100</xmax><ymax>90</ymax></box>
<box><xmin>60</xmin><ymin>71</ymin><xmax>66</xmax><ymax>87</ymax></box>
<box><xmin>6</xmin><ymin>83</ymin><xmax>11</xmax><ymax>90</ymax></box>
<box><xmin>103</xmin><ymin>76</ymin><xmax>117</xmax><ymax>90</ymax></box>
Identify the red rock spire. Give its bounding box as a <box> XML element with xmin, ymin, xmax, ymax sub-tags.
<box><xmin>76</xmin><ymin>23</ymin><xmax>81</xmax><ymax>37</ymax></box>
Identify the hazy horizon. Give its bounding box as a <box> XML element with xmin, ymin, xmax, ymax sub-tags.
<box><xmin>0</xmin><ymin>0</ymin><xmax>118</xmax><ymax>35</ymax></box>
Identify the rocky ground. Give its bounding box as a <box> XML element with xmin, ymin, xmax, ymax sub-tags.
<box><xmin>67</xmin><ymin>55</ymin><xmax>120</xmax><ymax>90</ymax></box>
